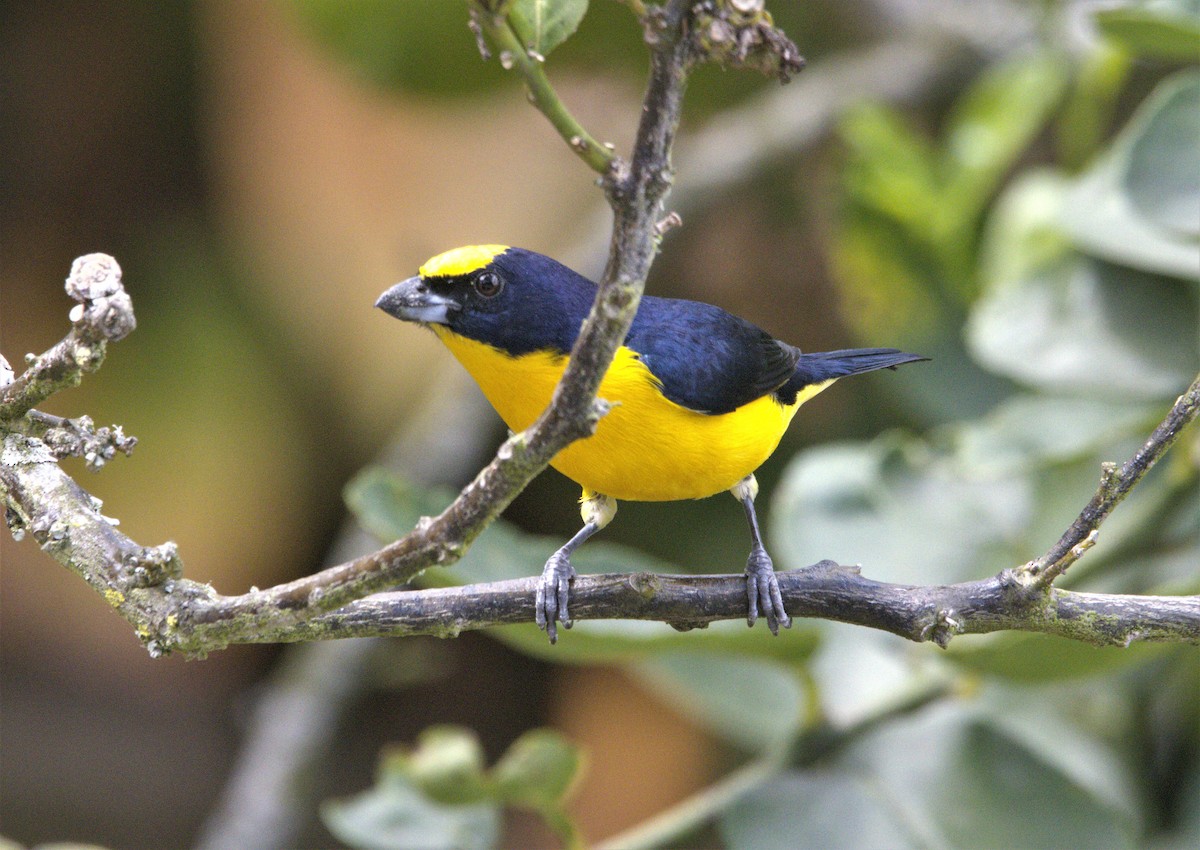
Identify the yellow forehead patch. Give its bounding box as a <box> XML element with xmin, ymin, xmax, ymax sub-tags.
<box><xmin>419</xmin><ymin>244</ymin><xmax>509</xmax><ymax>278</ymax></box>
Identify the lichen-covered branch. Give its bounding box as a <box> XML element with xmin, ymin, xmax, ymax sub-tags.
<box><xmin>0</xmin><ymin>254</ymin><xmax>134</xmax><ymax>420</ymax></box>
<box><xmin>227</xmin><ymin>564</ymin><xmax>1200</xmax><ymax>648</ymax></box>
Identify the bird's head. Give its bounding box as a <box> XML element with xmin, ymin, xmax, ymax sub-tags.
<box><xmin>375</xmin><ymin>245</ymin><xmax>592</xmax><ymax>355</ymax></box>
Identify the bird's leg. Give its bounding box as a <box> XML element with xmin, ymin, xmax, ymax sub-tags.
<box><xmin>537</xmin><ymin>490</ymin><xmax>616</xmax><ymax>644</ymax></box>
<box><xmin>731</xmin><ymin>475</ymin><xmax>791</xmax><ymax>635</ymax></box>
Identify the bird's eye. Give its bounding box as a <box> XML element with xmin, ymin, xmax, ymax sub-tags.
<box><xmin>472</xmin><ymin>271</ymin><xmax>504</xmax><ymax>298</ymax></box>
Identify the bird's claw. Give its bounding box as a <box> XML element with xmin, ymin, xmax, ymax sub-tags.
<box><xmin>536</xmin><ymin>551</ymin><xmax>576</xmax><ymax>644</ymax></box>
<box><xmin>745</xmin><ymin>548</ymin><xmax>791</xmax><ymax>635</ymax></box>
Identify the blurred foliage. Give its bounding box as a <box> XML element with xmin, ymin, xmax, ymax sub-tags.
<box><xmin>322</xmin><ymin>726</ymin><xmax>584</xmax><ymax>850</ymax></box>
<box><xmin>828</xmin><ymin>50</ymin><xmax>1079</xmax><ymax>425</ymax></box>
<box><xmin>1095</xmin><ymin>0</ymin><xmax>1200</xmax><ymax>61</ymax></box>
<box><xmin>720</xmin><ymin>686</ymin><xmax>1144</xmax><ymax>850</ymax></box>
<box><xmin>320</xmin><ymin>1</ymin><xmax>1200</xmax><ymax>848</ymax></box>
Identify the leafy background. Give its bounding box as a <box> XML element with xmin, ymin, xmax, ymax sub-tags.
<box><xmin>1</xmin><ymin>1</ymin><xmax>1197</xmax><ymax>848</ymax></box>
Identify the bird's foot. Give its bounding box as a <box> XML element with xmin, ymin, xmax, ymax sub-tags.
<box><xmin>536</xmin><ymin>550</ymin><xmax>577</xmax><ymax>644</ymax></box>
<box><xmin>745</xmin><ymin>547</ymin><xmax>791</xmax><ymax>635</ymax></box>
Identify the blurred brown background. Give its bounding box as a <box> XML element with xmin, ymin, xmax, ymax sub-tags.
<box><xmin>2</xmin><ymin>1</ymin><xmax>940</xmax><ymax>847</ymax></box>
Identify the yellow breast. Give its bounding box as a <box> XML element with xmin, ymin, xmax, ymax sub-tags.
<box><xmin>431</xmin><ymin>327</ymin><xmax>828</xmax><ymax>502</ymax></box>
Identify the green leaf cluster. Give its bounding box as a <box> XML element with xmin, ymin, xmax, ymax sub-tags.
<box><xmin>322</xmin><ymin>726</ymin><xmax>584</xmax><ymax>850</ymax></box>
<box><xmin>833</xmin><ymin>52</ymin><xmax>1070</xmax><ymax>342</ymax></box>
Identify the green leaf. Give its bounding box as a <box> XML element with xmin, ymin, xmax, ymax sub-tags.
<box><xmin>967</xmin><ymin>253</ymin><xmax>1199</xmax><ymax>398</ymax></box>
<box><xmin>878</xmin><ymin>700</ymin><xmax>1130</xmax><ymax>847</ymax></box>
<box><xmin>721</xmin><ymin>700</ymin><xmax>1137</xmax><ymax>850</ymax></box>
<box><xmin>806</xmin><ymin>625</ymin><xmax>934</xmax><ymax>728</ymax></box>
<box><xmin>1095</xmin><ymin>1</ymin><xmax>1200</xmax><ymax>62</ymax></box>
<box><xmin>401</xmin><ymin>726</ymin><xmax>490</xmax><ymax>805</ymax></box>
<box><xmin>1122</xmin><ymin>71</ymin><xmax>1200</xmax><ymax>237</ymax></box>
<box><xmin>322</xmin><ymin>752</ymin><xmax>501</xmax><ymax>850</ymax></box>
<box><xmin>970</xmin><ymin>170</ymin><xmax>1199</xmax><ymax>398</ymax></box>
<box><xmin>976</xmin><ymin>169</ymin><xmax>1076</xmax><ymax>294</ymax></box>
<box><xmin>492</xmin><ymin>729</ymin><xmax>584</xmax><ymax>808</ymax></box>
<box><xmin>949</xmin><ymin>393</ymin><xmax>1157</xmax><ymax>475</ymax></box>
<box><xmin>508</xmin><ymin>0</ymin><xmax>589</xmax><ymax>57</ymax></box>
<box><xmin>1063</xmin><ymin>165</ymin><xmax>1200</xmax><ymax>281</ymax></box>
<box><xmin>838</xmin><ymin>104</ymin><xmax>942</xmax><ymax>238</ymax></box>
<box><xmin>1060</xmin><ymin>72</ymin><xmax>1200</xmax><ymax>280</ymax></box>
<box><xmin>969</xmin><ymin>686</ymin><xmax>1140</xmax><ymax>823</ymax></box>
<box><xmin>631</xmin><ymin>653</ymin><xmax>806</xmax><ymax>752</ymax></box>
<box><xmin>835</xmin><ymin>54</ymin><xmax>1068</xmax><ymax>309</ymax></box>
<box><xmin>1057</xmin><ymin>42</ymin><xmax>1133</xmax><ymax>170</ymax></box>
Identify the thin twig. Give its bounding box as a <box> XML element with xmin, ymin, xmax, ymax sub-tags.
<box><xmin>1023</xmin><ymin>372</ymin><xmax>1200</xmax><ymax>589</ymax></box>
<box><xmin>472</xmin><ymin>3</ymin><xmax>616</xmax><ymax>174</ymax></box>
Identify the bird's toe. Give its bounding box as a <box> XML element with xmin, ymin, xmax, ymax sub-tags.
<box><xmin>745</xmin><ymin>548</ymin><xmax>791</xmax><ymax>634</ymax></box>
<box><xmin>538</xmin><ymin>552</ymin><xmax>577</xmax><ymax>644</ymax></box>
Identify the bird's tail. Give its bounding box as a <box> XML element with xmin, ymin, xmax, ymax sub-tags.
<box><xmin>779</xmin><ymin>348</ymin><xmax>927</xmax><ymax>403</ymax></box>
<box><xmin>798</xmin><ymin>348</ymin><xmax>927</xmax><ymax>380</ymax></box>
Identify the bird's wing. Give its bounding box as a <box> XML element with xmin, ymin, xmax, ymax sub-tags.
<box><xmin>627</xmin><ymin>297</ymin><xmax>800</xmax><ymax>415</ymax></box>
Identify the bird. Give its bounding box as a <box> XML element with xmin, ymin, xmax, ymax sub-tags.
<box><xmin>376</xmin><ymin>245</ymin><xmax>926</xmax><ymax>642</ymax></box>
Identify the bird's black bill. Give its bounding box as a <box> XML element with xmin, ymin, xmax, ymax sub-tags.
<box><xmin>375</xmin><ymin>276</ymin><xmax>457</xmax><ymax>325</ymax></box>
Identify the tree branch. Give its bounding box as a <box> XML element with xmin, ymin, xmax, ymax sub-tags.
<box><xmin>232</xmin><ymin>563</ymin><xmax>1200</xmax><ymax>649</ymax></box>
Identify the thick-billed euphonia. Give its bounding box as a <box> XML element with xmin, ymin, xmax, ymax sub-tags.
<box><xmin>377</xmin><ymin>245</ymin><xmax>925</xmax><ymax>641</ymax></box>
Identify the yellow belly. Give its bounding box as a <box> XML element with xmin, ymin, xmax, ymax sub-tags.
<box><xmin>432</xmin><ymin>327</ymin><xmax>826</xmax><ymax>502</ymax></box>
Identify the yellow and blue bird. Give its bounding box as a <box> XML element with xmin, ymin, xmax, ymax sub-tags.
<box><xmin>377</xmin><ymin>245</ymin><xmax>925</xmax><ymax>641</ymax></box>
